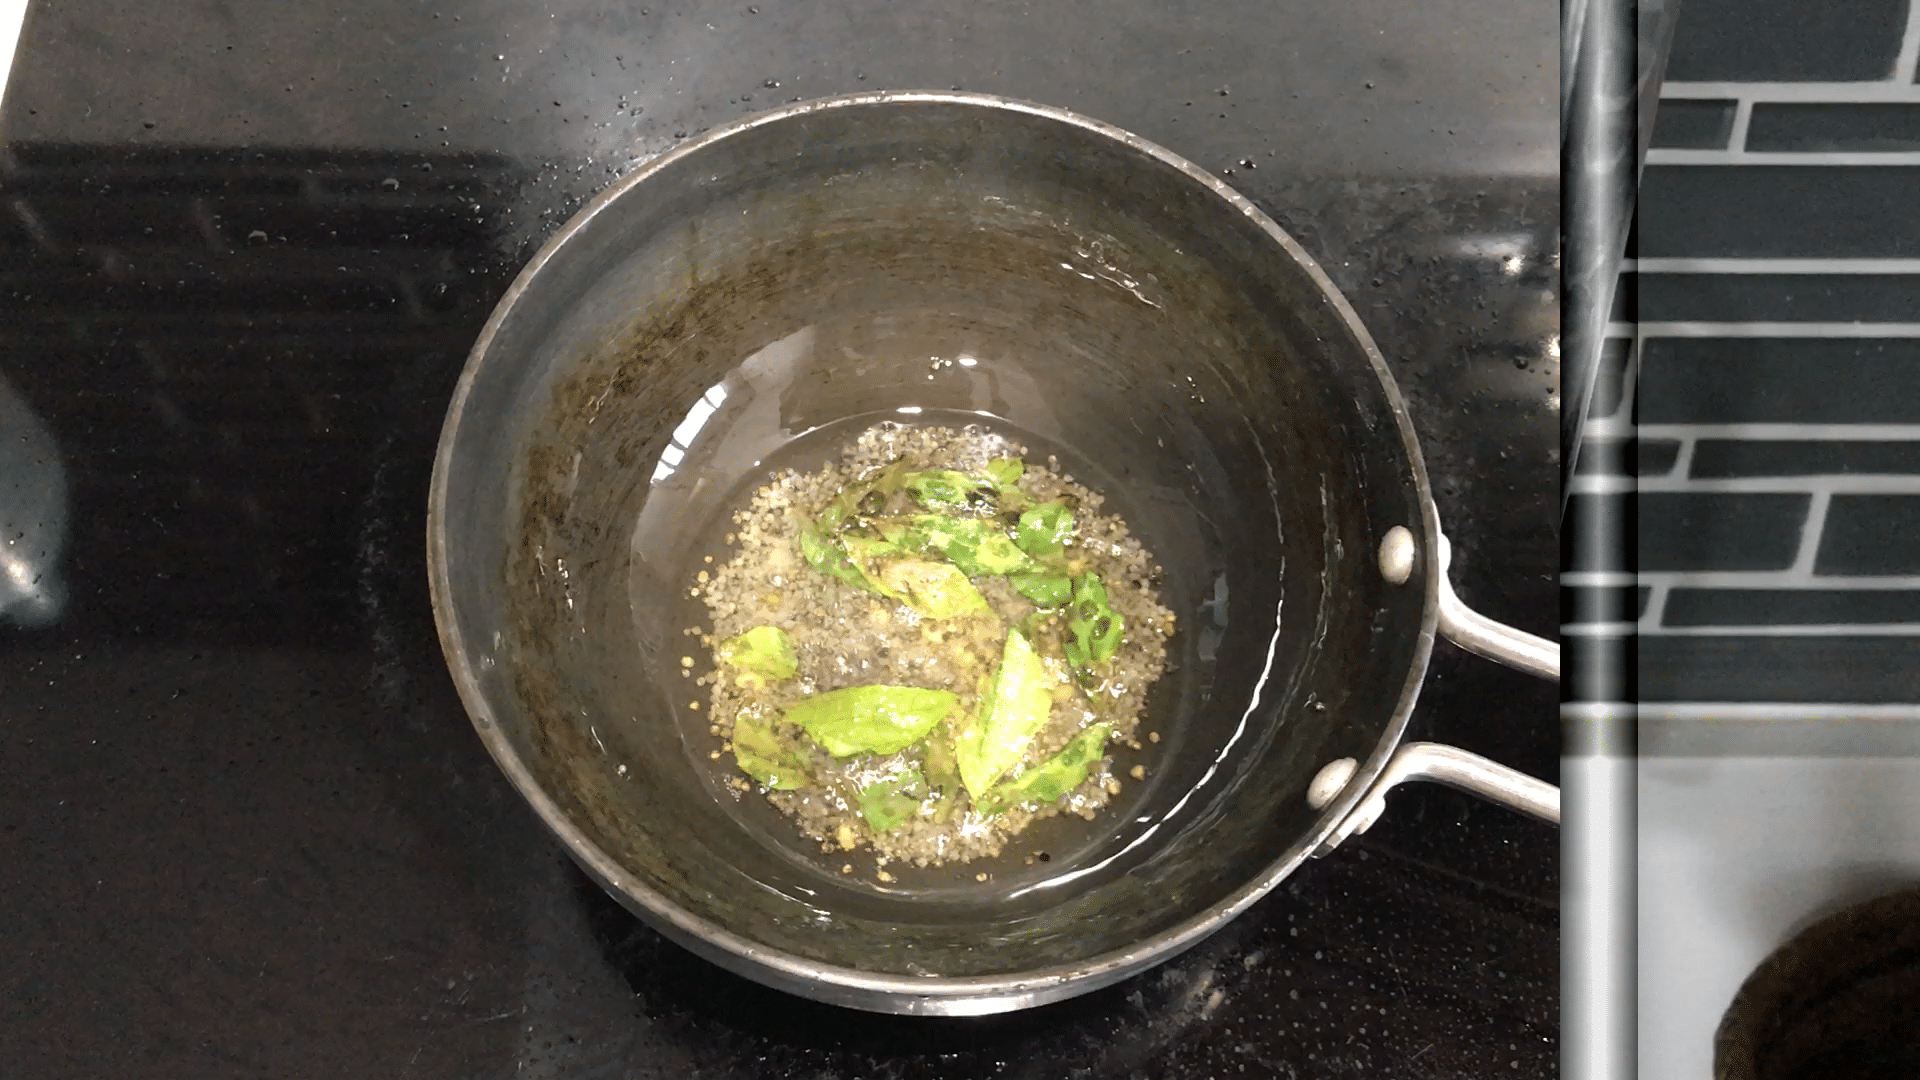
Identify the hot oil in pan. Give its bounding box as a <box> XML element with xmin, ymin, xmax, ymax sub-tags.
<box><xmin>691</xmin><ymin>423</ymin><xmax>1173</xmax><ymax>880</ymax></box>
<box><xmin>624</xmin><ymin>322</ymin><xmax>1199</xmax><ymax>902</ymax></box>
<box><xmin>671</xmin><ymin>419</ymin><xmax>1181</xmax><ymax>899</ymax></box>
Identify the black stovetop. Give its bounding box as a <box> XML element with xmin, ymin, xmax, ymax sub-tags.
<box><xmin>0</xmin><ymin>3</ymin><xmax>1559</xmax><ymax>1076</ymax></box>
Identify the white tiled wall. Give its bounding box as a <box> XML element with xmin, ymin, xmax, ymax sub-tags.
<box><xmin>1633</xmin><ymin>11</ymin><xmax>1920</xmax><ymax>1077</ymax></box>
<box><xmin>1571</xmin><ymin>0</ymin><xmax>1920</xmax><ymax>737</ymax></box>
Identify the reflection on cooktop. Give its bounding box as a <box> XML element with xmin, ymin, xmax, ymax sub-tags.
<box><xmin>0</xmin><ymin>143</ymin><xmax>1556</xmax><ymax>1078</ymax></box>
<box><xmin>1</xmin><ymin>144</ymin><xmax>526</xmax><ymax>645</ymax></box>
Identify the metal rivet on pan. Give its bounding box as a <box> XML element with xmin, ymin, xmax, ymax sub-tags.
<box><xmin>1307</xmin><ymin>757</ymin><xmax>1358</xmax><ymax>809</ymax></box>
<box><xmin>1378</xmin><ymin>526</ymin><xmax>1415</xmax><ymax>586</ymax></box>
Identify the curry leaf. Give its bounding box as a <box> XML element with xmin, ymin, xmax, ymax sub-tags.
<box><xmin>903</xmin><ymin>514</ymin><xmax>1033</xmax><ymax>577</ymax></box>
<box><xmin>717</xmin><ymin>625</ymin><xmax>799</xmax><ymax>680</ymax></box>
<box><xmin>904</xmin><ymin>470</ymin><xmax>992</xmax><ymax>511</ymax></box>
<box><xmin>974</xmin><ymin>723</ymin><xmax>1111</xmax><ymax>816</ymax></box>
<box><xmin>983</xmin><ymin>457</ymin><xmax>1024</xmax><ymax>488</ymax></box>
<box><xmin>923</xmin><ymin>727</ymin><xmax>962</xmax><ymax>795</ymax></box>
<box><xmin>874</xmin><ymin>558</ymin><xmax>993</xmax><ymax>619</ymax></box>
<box><xmin>954</xmin><ymin>627</ymin><xmax>1056</xmax><ymax>797</ymax></box>
<box><xmin>732</xmin><ymin>705</ymin><xmax>811</xmax><ymax>790</ymax></box>
<box><xmin>799</xmin><ymin>524</ymin><xmax>874</xmax><ymax>590</ymax></box>
<box><xmin>835</xmin><ymin>531</ymin><xmax>993</xmax><ymax>619</ymax></box>
<box><xmin>1015</xmin><ymin>500</ymin><xmax>1075</xmax><ymax>558</ymax></box>
<box><xmin>872</xmin><ymin>517</ymin><xmax>931</xmax><ymax>552</ymax></box>
<box><xmin>839</xmin><ymin>533</ymin><xmax>903</xmax><ymax>575</ymax></box>
<box><xmin>817</xmin><ymin>459</ymin><xmax>912</xmax><ymax>533</ymax></box>
<box><xmin>858</xmin><ymin>768</ymin><xmax>928</xmax><ymax>832</ymax></box>
<box><xmin>784</xmin><ymin>685</ymin><xmax>958</xmax><ymax>757</ymax></box>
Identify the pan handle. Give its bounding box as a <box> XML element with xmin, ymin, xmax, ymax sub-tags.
<box><xmin>1306</xmin><ymin>742</ymin><xmax>1560</xmax><ymax>857</ymax></box>
<box><xmin>1312</xmin><ymin>521</ymin><xmax>1561</xmax><ymax>856</ymax></box>
<box><xmin>1376</xmin><ymin>525</ymin><xmax>1561</xmax><ymax>682</ymax></box>
<box><xmin>1436</xmin><ymin>533</ymin><xmax>1560</xmax><ymax>681</ymax></box>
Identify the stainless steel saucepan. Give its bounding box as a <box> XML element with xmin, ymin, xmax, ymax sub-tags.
<box><xmin>428</xmin><ymin>91</ymin><xmax>1559</xmax><ymax>1016</ymax></box>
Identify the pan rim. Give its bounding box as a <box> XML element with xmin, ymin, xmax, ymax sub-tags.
<box><xmin>425</xmin><ymin>88</ymin><xmax>1442</xmax><ymax>1014</ymax></box>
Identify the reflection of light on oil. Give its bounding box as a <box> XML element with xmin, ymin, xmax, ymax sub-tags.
<box><xmin>1005</xmin><ymin>595</ymin><xmax>1286</xmax><ymax>903</ymax></box>
<box><xmin>1006</xmin><ymin>451</ymin><xmax>1287</xmax><ymax>903</ymax></box>
<box><xmin>2</xmin><ymin>553</ymin><xmax>37</xmax><ymax>594</ymax></box>
<box><xmin>1453</xmin><ymin>233</ymin><xmax>1529</xmax><ymax>260</ymax></box>
<box><xmin>1502</xmin><ymin>254</ymin><xmax>1524</xmax><ymax>276</ymax></box>
<box><xmin>957</xmin><ymin>355</ymin><xmax>978</xmax><ymax>368</ymax></box>
<box><xmin>1546</xmin><ymin>334</ymin><xmax>1561</xmax><ymax>360</ymax></box>
<box><xmin>650</xmin><ymin>382</ymin><xmax>729</xmax><ymax>482</ymax></box>
<box><xmin>896</xmin><ymin>406</ymin><xmax>923</xmax><ymax>415</ymax></box>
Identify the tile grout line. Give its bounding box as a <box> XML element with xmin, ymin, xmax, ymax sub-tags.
<box><xmin>1661</xmin><ymin>82</ymin><xmax>1920</xmax><ymax>101</ymax></box>
<box><xmin>1636</xmin><ymin>422</ymin><xmax>1920</xmax><ymax>440</ymax></box>
<box><xmin>1572</xmin><ymin>622</ymin><xmax>1920</xmax><ymax>637</ymax></box>
<box><xmin>1647</xmin><ymin>150</ymin><xmax>1920</xmax><ymax>165</ymax></box>
<box><xmin>1628</xmin><ymin>322</ymin><xmax>1920</xmax><ymax>337</ymax></box>
<box><xmin>1639</xmin><ymin>582</ymin><xmax>1672</xmax><ymax>635</ymax></box>
<box><xmin>1668</xmin><ymin>436</ymin><xmax>1697</xmax><ymax>479</ymax></box>
<box><xmin>1591</xmin><ymin>418</ymin><xmax>1920</xmax><ymax>440</ymax></box>
<box><xmin>1725</xmin><ymin>98</ymin><xmax>1754</xmax><ymax>152</ymax></box>
<box><xmin>1662</xmin><ymin>1</ymin><xmax>1920</xmax><ymax>110</ymax></box>
<box><xmin>1567</xmin><ymin>570</ymin><xmax>1920</xmax><ymax>588</ymax></box>
<box><xmin>1576</xmin><ymin>702</ymin><xmax>1920</xmax><ymax>719</ymax></box>
<box><xmin>1575</xmin><ymin>475</ymin><xmax>1920</xmax><ymax>495</ymax></box>
<box><xmin>1590</xmin><ymin>14</ymin><xmax>1920</xmax><ymax>652</ymax></box>
<box><xmin>1896</xmin><ymin>0</ymin><xmax>1920</xmax><ymax>84</ymax></box>
<box><xmin>1632</xmin><ymin>258</ymin><xmax>1920</xmax><ymax>273</ymax></box>
<box><xmin>1788</xmin><ymin>490</ymin><xmax>1834</xmax><ymax>576</ymax></box>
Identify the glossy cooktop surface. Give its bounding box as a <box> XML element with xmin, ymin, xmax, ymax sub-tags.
<box><xmin>0</xmin><ymin>2</ymin><xmax>1559</xmax><ymax>1076</ymax></box>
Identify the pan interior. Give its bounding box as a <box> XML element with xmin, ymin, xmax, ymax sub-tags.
<box><xmin>434</xmin><ymin>97</ymin><xmax>1430</xmax><ymax>982</ymax></box>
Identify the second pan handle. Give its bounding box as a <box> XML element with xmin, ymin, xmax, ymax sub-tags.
<box><xmin>1308</xmin><ymin>519</ymin><xmax>1562</xmax><ymax>856</ymax></box>
<box><xmin>1307</xmin><ymin>740</ymin><xmax>1561</xmax><ymax>857</ymax></box>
